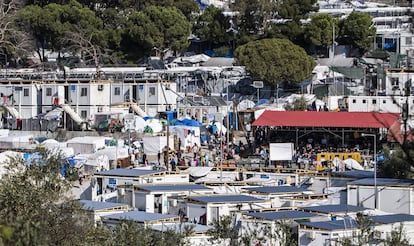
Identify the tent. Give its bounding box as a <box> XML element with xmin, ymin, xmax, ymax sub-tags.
<box><xmin>170</xmin><ymin>125</ymin><xmax>201</xmax><ymax>150</ymax></box>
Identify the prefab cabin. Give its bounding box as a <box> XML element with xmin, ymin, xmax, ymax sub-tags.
<box><xmin>186</xmin><ymin>194</ymin><xmax>271</xmax><ymax>225</ymax></box>
<box><xmin>117</xmin><ymin>184</ymin><xmax>213</xmax><ymax>214</ymax></box>
<box><xmin>347</xmin><ymin>178</ymin><xmax>414</xmax><ymax>213</ymax></box>
<box><xmin>91</xmin><ymin>168</ymin><xmax>189</xmax><ymax>201</ymax></box>
<box><xmin>102</xmin><ymin>211</ymin><xmax>180</xmax><ymax>227</ymax></box>
<box><xmin>242</xmin><ymin>210</ymin><xmax>322</xmax><ymax>246</ymax></box>
<box><xmin>80</xmin><ymin>200</ymin><xmax>130</xmax><ymax>224</ymax></box>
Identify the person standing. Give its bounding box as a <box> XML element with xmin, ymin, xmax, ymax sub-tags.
<box><xmin>157</xmin><ymin>151</ymin><xmax>161</xmax><ymax>165</ymax></box>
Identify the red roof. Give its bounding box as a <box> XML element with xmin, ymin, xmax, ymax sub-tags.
<box><xmin>252</xmin><ymin>111</ymin><xmax>400</xmax><ymax>129</ymax></box>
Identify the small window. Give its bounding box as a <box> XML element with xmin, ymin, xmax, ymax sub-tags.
<box><xmin>81</xmin><ymin>87</ymin><xmax>88</xmax><ymax>97</ymax></box>
<box><xmin>81</xmin><ymin>110</ymin><xmax>87</xmax><ymax>118</ymax></box>
<box><xmin>46</xmin><ymin>88</ymin><xmax>52</xmax><ymax>96</ymax></box>
<box><xmin>114</xmin><ymin>87</ymin><xmax>121</xmax><ymax>95</ymax></box>
<box><xmin>362</xmin><ymin>99</ymin><xmax>366</xmax><ymax>103</ymax></box>
<box><xmin>149</xmin><ymin>87</ymin><xmax>156</xmax><ymax>96</ymax></box>
<box><xmin>383</xmin><ymin>100</ymin><xmax>386</xmax><ymax>104</ymax></box>
<box><xmin>406</xmin><ymin>37</ymin><xmax>412</xmax><ymax>45</ymax></box>
<box><xmin>352</xmin><ymin>99</ymin><xmax>356</xmax><ymax>103</ymax></box>
<box><xmin>23</xmin><ymin>88</ymin><xmax>29</xmax><ymax>97</ymax></box>
<box><xmin>372</xmin><ymin>99</ymin><xmax>377</xmax><ymax>104</ymax></box>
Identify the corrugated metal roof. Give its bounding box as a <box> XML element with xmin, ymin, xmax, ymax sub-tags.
<box><xmin>189</xmin><ymin>195</ymin><xmax>264</xmax><ymax>203</ymax></box>
<box><xmin>247</xmin><ymin>210</ymin><xmax>318</xmax><ymax>221</ymax></box>
<box><xmin>95</xmin><ymin>168</ymin><xmax>160</xmax><ymax>177</ymax></box>
<box><xmin>252</xmin><ymin>111</ymin><xmax>399</xmax><ymax>129</ymax></box>
<box><xmin>80</xmin><ymin>200</ymin><xmax>128</xmax><ymax>211</ymax></box>
<box><xmin>103</xmin><ymin>211</ymin><xmax>177</xmax><ymax>222</ymax></box>
<box><xmin>371</xmin><ymin>214</ymin><xmax>414</xmax><ymax>224</ymax></box>
<box><xmin>332</xmin><ymin>170</ymin><xmax>374</xmax><ymax>179</ymax></box>
<box><xmin>152</xmin><ymin>223</ymin><xmax>211</xmax><ymax>233</ymax></box>
<box><xmin>349</xmin><ymin>178</ymin><xmax>414</xmax><ymax>186</ymax></box>
<box><xmin>300</xmin><ymin>220</ymin><xmax>357</xmax><ymax>231</ymax></box>
<box><xmin>302</xmin><ymin>204</ymin><xmax>366</xmax><ymax>214</ymax></box>
<box><xmin>137</xmin><ymin>184</ymin><xmax>211</xmax><ymax>192</ymax></box>
<box><xmin>243</xmin><ymin>186</ymin><xmax>308</xmax><ymax>194</ymax></box>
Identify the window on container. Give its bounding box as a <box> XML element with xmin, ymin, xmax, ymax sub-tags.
<box><xmin>81</xmin><ymin>87</ymin><xmax>88</xmax><ymax>97</ymax></box>
<box><xmin>46</xmin><ymin>88</ymin><xmax>52</xmax><ymax>96</ymax></box>
<box><xmin>149</xmin><ymin>87</ymin><xmax>156</xmax><ymax>96</ymax></box>
<box><xmin>23</xmin><ymin>88</ymin><xmax>29</xmax><ymax>97</ymax></box>
<box><xmin>352</xmin><ymin>99</ymin><xmax>356</xmax><ymax>103</ymax></box>
<box><xmin>372</xmin><ymin>99</ymin><xmax>377</xmax><ymax>104</ymax></box>
<box><xmin>114</xmin><ymin>87</ymin><xmax>121</xmax><ymax>95</ymax></box>
<box><xmin>406</xmin><ymin>37</ymin><xmax>412</xmax><ymax>45</ymax></box>
<box><xmin>362</xmin><ymin>99</ymin><xmax>366</xmax><ymax>103</ymax></box>
<box><xmin>81</xmin><ymin>110</ymin><xmax>87</xmax><ymax>118</ymax></box>
<box><xmin>383</xmin><ymin>100</ymin><xmax>386</xmax><ymax>104</ymax></box>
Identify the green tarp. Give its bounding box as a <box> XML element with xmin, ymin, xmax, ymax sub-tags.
<box><xmin>330</xmin><ymin>66</ymin><xmax>365</xmax><ymax>80</ymax></box>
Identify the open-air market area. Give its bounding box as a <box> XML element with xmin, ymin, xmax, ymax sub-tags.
<box><xmin>2</xmin><ymin>0</ymin><xmax>414</xmax><ymax>245</ymax></box>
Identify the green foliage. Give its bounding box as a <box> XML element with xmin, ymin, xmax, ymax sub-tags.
<box><xmin>235</xmin><ymin>38</ymin><xmax>316</xmax><ymax>86</ymax></box>
<box><xmin>383</xmin><ymin>223</ymin><xmax>410</xmax><ymax>246</ymax></box>
<box><xmin>379</xmin><ymin>143</ymin><xmax>414</xmax><ymax>179</ymax></box>
<box><xmin>285</xmin><ymin>96</ymin><xmax>308</xmax><ymax>111</ymax></box>
<box><xmin>123</xmin><ymin>5</ymin><xmax>191</xmax><ymax>59</ymax></box>
<box><xmin>192</xmin><ymin>6</ymin><xmax>232</xmax><ymax>46</ymax></box>
<box><xmin>304</xmin><ymin>14</ymin><xmax>336</xmax><ymax>47</ymax></box>
<box><xmin>339</xmin><ymin>12</ymin><xmax>376</xmax><ymax>52</ymax></box>
<box><xmin>110</xmin><ymin>220</ymin><xmax>193</xmax><ymax>246</ymax></box>
<box><xmin>271</xmin><ymin>219</ymin><xmax>297</xmax><ymax>246</ymax></box>
<box><xmin>208</xmin><ymin>215</ymin><xmax>239</xmax><ymax>246</ymax></box>
<box><xmin>0</xmin><ymin>148</ymin><xmax>96</xmax><ymax>246</ymax></box>
<box><xmin>231</xmin><ymin>0</ymin><xmax>278</xmax><ymax>36</ymax></box>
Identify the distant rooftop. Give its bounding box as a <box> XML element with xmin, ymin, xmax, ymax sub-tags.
<box><xmin>95</xmin><ymin>168</ymin><xmax>160</xmax><ymax>177</ymax></box>
<box><xmin>188</xmin><ymin>194</ymin><xmax>265</xmax><ymax>203</ymax></box>
<box><xmin>371</xmin><ymin>213</ymin><xmax>414</xmax><ymax>224</ymax></box>
<box><xmin>300</xmin><ymin>219</ymin><xmax>357</xmax><ymax>231</ymax></box>
<box><xmin>103</xmin><ymin>211</ymin><xmax>178</xmax><ymax>223</ymax></box>
<box><xmin>243</xmin><ymin>186</ymin><xmax>309</xmax><ymax>194</ymax></box>
<box><xmin>152</xmin><ymin>222</ymin><xmax>212</xmax><ymax>233</ymax></box>
<box><xmin>247</xmin><ymin>210</ymin><xmax>318</xmax><ymax>221</ymax></box>
<box><xmin>80</xmin><ymin>200</ymin><xmax>129</xmax><ymax>211</ymax></box>
<box><xmin>135</xmin><ymin>184</ymin><xmax>211</xmax><ymax>192</ymax></box>
<box><xmin>349</xmin><ymin>178</ymin><xmax>414</xmax><ymax>187</ymax></box>
<box><xmin>301</xmin><ymin>204</ymin><xmax>366</xmax><ymax>214</ymax></box>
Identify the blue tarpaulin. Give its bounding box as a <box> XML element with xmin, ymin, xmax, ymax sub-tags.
<box><xmin>171</xmin><ymin>118</ymin><xmax>202</xmax><ymax>127</ymax></box>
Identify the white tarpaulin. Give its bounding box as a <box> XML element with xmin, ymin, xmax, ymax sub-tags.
<box><xmin>143</xmin><ymin>135</ymin><xmax>174</xmax><ymax>155</ymax></box>
<box><xmin>269</xmin><ymin>143</ymin><xmax>294</xmax><ymax>161</ymax></box>
<box><xmin>237</xmin><ymin>99</ymin><xmax>255</xmax><ymax>111</ymax></box>
<box><xmin>185</xmin><ymin>167</ymin><xmax>213</xmax><ymax>177</ymax></box>
<box><xmin>169</xmin><ymin>125</ymin><xmax>200</xmax><ymax>149</ymax></box>
<box><xmin>343</xmin><ymin>158</ymin><xmax>364</xmax><ymax>170</ymax></box>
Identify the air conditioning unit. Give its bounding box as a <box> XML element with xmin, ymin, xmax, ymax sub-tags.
<box><xmin>98</xmin><ymin>84</ymin><xmax>104</xmax><ymax>91</ymax></box>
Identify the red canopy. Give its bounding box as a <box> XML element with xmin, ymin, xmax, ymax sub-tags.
<box><xmin>252</xmin><ymin>111</ymin><xmax>400</xmax><ymax>129</ymax></box>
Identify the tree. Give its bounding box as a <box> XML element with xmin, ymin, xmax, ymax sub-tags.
<box><xmin>192</xmin><ymin>6</ymin><xmax>232</xmax><ymax>48</ymax></box>
<box><xmin>235</xmin><ymin>38</ymin><xmax>316</xmax><ymax>88</ymax></box>
<box><xmin>123</xmin><ymin>6</ymin><xmax>191</xmax><ymax>59</ymax></box>
<box><xmin>266</xmin><ymin>0</ymin><xmax>318</xmax><ymax>44</ymax></box>
<box><xmin>383</xmin><ymin>223</ymin><xmax>410</xmax><ymax>246</ymax></box>
<box><xmin>0</xmin><ymin>0</ymin><xmax>30</xmax><ymax>63</ymax></box>
<box><xmin>18</xmin><ymin>1</ymin><xmax>103</xmax><ymax>63</ymax></box>
<box><xmin>208</xmin><ymin>215</ymin><xmax>239</xmax><ymax>246</ymax></box>
<box><xmin>378</xmin><ymin>143</ymin><xmax>414</xmax><ymax>179</ymax></box>
<box><xmin>338</xmin><ymin>12</ymin><xmax>376</xmax><ymax>53</ymax></box>
<box><xmin>0</xmin><ymin>148</ymin><xmax>98</xmax><ymax>245</ymax></box>
<box><xmin>230</xmin><ymin>0</ymin><xmax>278</xmax><ymax>40</ymax></box>
<box><xmin>304</xmin><ymin>13</ymin><xmax>336</xmax><ymax>48</ymax></box>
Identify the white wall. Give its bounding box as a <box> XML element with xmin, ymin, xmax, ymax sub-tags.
<box><xmin>348</xmin><ymin>185</ymin><xmax>414</xmax><ymax>214</ymax></box>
